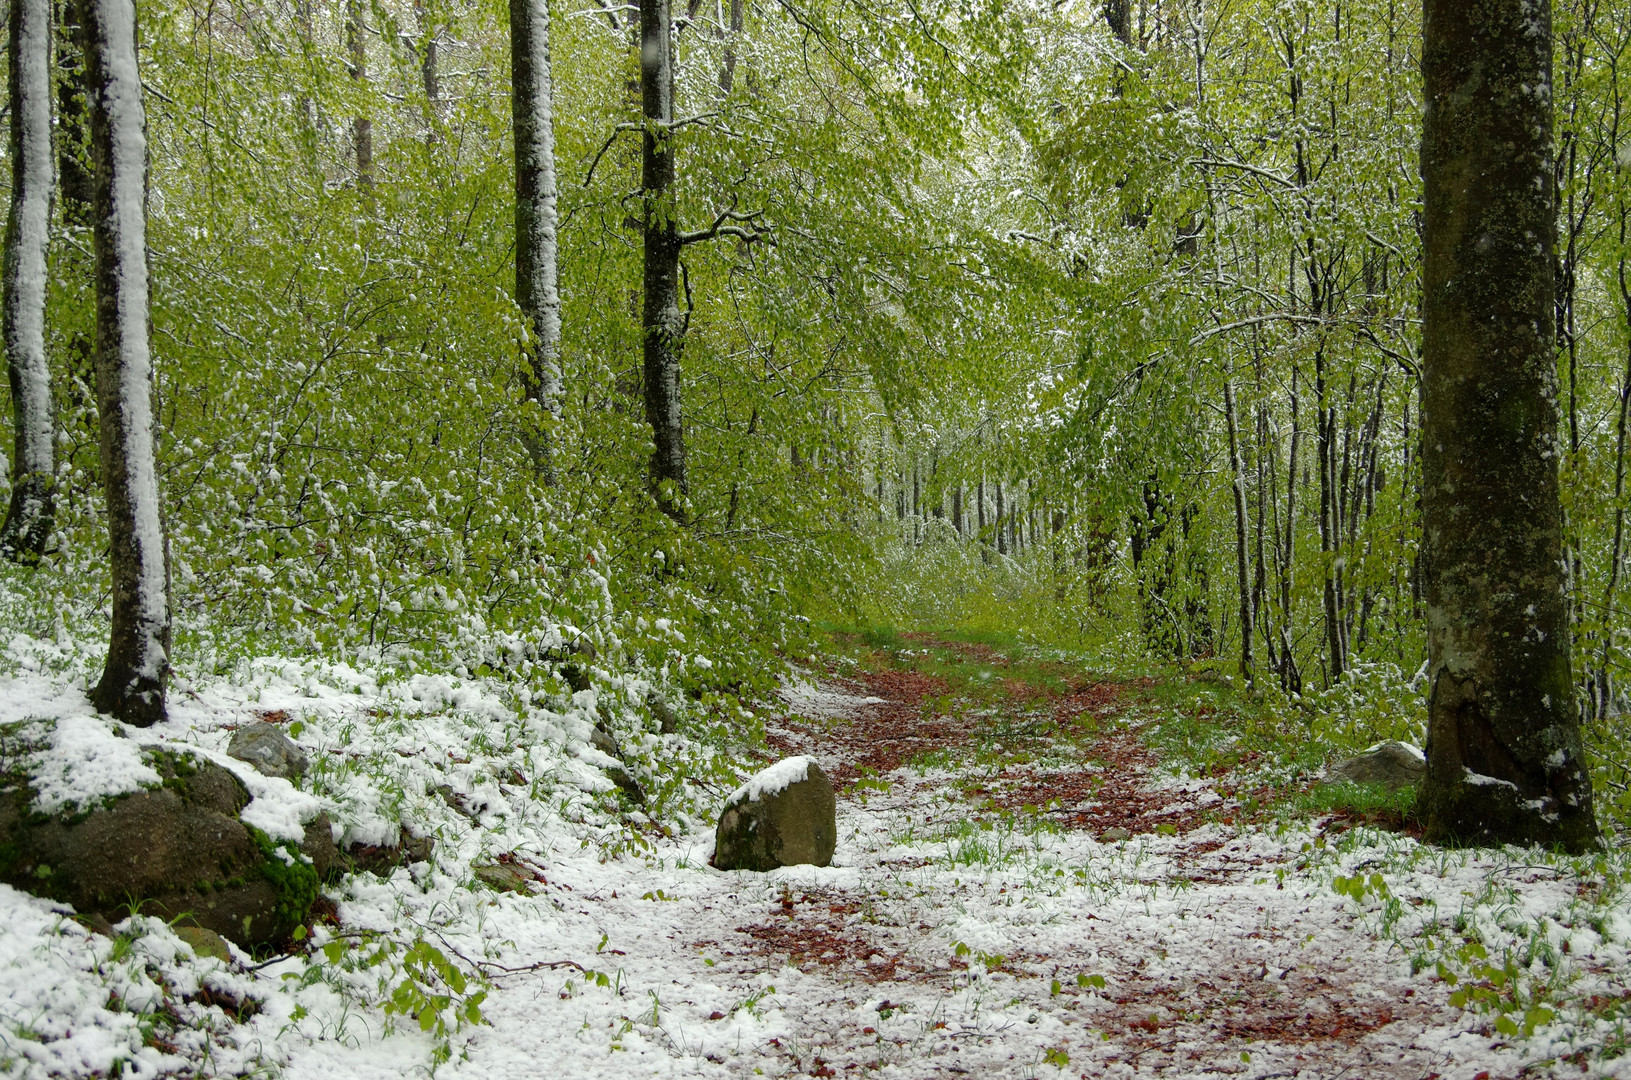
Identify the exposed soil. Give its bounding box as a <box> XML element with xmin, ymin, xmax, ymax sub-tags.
<box><xmin>713</xmin><ymin>639</ymin><xmax>1492</xmax><ymax>1079</ymax></box>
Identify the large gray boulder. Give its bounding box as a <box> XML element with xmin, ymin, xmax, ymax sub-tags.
<box><xmin>227</xmin><ymin>722</ymin><xmax>309</xmax><ymax>781</ymax></box>
<box><xmin>0</xmin><ymin>750</ymin><xmax>319</xmax><ymax>949</ymax></box>
<box><xmin>1327</xmin><ymin>740</ymin><xmax>1426</xmax><ymax>792</ymax></box>
<box><xmin>713</xmin><ymin>756</ymin><xmax>836</xmax><ymax>871</ymax></box>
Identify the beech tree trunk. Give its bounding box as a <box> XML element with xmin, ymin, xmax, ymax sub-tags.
<box><xmin>85</xmin><ymin>0</ymin><xmax>169</xmax><ymax>726</ymax></box>
<box><xmin>0</xmin><ymin>0</ymin><xmax>56</xmax><ymax>563</ymax></box>
<box><xmin>1417</xmin><ymin>0</ymin><xmax>1597</xmax><ymax>850</ymax></box>
<box><xmin>511</xmin><ymin>0</ymin><xmax>562</xmax><ymax>483</ymax></box>
<box><xmin>640</xmin><ymin>0</ymin><xmax>687</xmax><ymax>521</ymax></box>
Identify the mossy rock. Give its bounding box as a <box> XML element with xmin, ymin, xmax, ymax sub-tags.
<box><xmin>0</xmin><ymin>751</ymin><xmax>320</xmax><ymax>949</ymax></box>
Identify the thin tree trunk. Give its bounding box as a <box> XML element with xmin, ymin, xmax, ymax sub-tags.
<box><xmin>1417</xmin><ymin>0</ymin><xmax>1597</xmax><ymax>850</ymax></box>
<box><xmin>511</xmin><ymin>0</ymin><xmax>562</xmax><ymax>483</ymax></box>
<box><xmin>1281</xmin><ymin>365</ymin><xmax>1302</xmax><ymax>692</ymax></box>
<box><xmin>718</xmin><ymin>0</ymin><xmax>741</xmax><ymax>93</ymax></box>
<box><xmin>0</xmin><ymin>0</ymin><xmax>56</xmax><ymax>563</ymax></box>
<box><xmin>640</xmin><ymin>0</ymin><xmax>686</xmax><ymax>521</ymax></box>
<box><xmin>84</xmin><ymin>0</ymin><xmax>169</xmax><ymax>726</ymax></box>
<box><xmin>996</xmin><ymin>481</ymin><xmax>1007</xmax><ymax>556</ymax></box>
<box><xmin>1223</xmin><ymin>377</ymin><xmax>1253</xmax><ymax>686</ymax></box>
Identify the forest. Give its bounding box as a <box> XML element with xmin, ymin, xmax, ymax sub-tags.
<box><xmin>3</xmin><ymin>0</ymin><xmax>1631</xmax><ymax>1073</ymax></box>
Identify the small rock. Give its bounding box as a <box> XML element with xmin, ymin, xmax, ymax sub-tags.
<box><xmin>346</xmin><ymin>831</ymin><xmax>435</xmax><ymax>876</ymax></box>
<box><xmin>1327</xmin><ymin>740</ymin><xmax>1425</xmax><ymax>792</ymax></box>
<box><xmin>648</xmin><ymin>694</ymin><xmax>679</xmax><ymax>735</ymax></box>
<box><xmin>589</xmin><ymin>726</ymin><xmax>621</xmax><ymax>759</ymax></box>
<box><xmin>588</xmin><ymin>726</ymin><xmax>646</xmax><ymax>805</ymax></box>
<box><xmin>227</xmin><ymin>723</ymin><xmax>309</xmax><ymax>781</ymax></box>
<box><xmin>713</xmin><ymin>757</ymin><xmax>836</xmax><ymax>872</ymax></box>
<box><xmin>472</xmin><ymin>861</ymin><xmax>532</xmax><ymax>893</ymax></box>
<box><xmin>1099</xmin><ymin>826</ymin><xmax>1132</xmax><ymax>843</ymax></box>
<box><xmin>175</xmin><ymin>925</ymin><xmax>233</xmax><ymax>962</ymax></box>
<box><xmin>435</xmin><ymin>784</ymin><xmax>482</xmax><ymax>822</ymax></box>
<box><xmin>301</xmin><ymin>813</ymin><xmax>341</xmax><ymax>882</ymax></box>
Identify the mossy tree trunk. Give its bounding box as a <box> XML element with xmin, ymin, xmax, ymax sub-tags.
<box><xmin>84</xmin><ymin>0</ymin><xmax>170</xmax><ymax>726</ymax></box>
<box><xmin>1418</xmin><ymin>0</ymin><xmax>1598</xmax><ymax>851</ymax></box>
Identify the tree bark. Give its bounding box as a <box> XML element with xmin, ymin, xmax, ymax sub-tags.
<box><xmin>717</xmin><ymin>0</ymin><xmax>741</xmax><ymax>94</ymax></box>
<box><xmin>511</xmin><ymin>0</ymin><xmax>562</xmax><ymax>484</ymax></box>
<box><xmin>640</xmin><ymin>0</ymin><xmax>686</xmax><ymax>521</ymax></box>
<box><xmin>1418</xmin><ymin>0</ymin><xmax>1597</xmax><ymax>850</ymax></box>
<box><xmin>0</xmin><ymin>0</ymin><xmax>56</xmax><ymax>563</ymax></box>
<box><xmin>347</xmin><ymin>0</ymin><xmax>372</xmax><ymax>191</ymax></box>
<box><xmin>84</xmin><ymin>0</ymin><xmax>169</xmax><ymax>726</ymax></box>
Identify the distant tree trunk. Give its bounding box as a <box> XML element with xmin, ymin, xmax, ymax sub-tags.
<box><xmin>0</xmin><ymin>0</ymin><xmax>57</xmax><ymax>563</ymax></box>
<box><xmin>995</xmin><ymin>481</ymin><xmax>1007</xmax><ymax>556</ymax></box>
<box><xmin>347</xmin><ymin>0</ymin><xmax>372</xmax><ymax>191</ymax></box>
<box><xmin>952</xmin><ymin>481</ymin><xmax>963</xmax><ymax>536</ymax></box>
<box><xmin>1417</xmin><ymin>0</ymin><xmax>1597</xmax><ymax>851</ymax></box>
<box><xmin>640</xmin><ymin>0</ymin><xmax>686</xmax><ymax>521</ymax></box>
<box><xmin>717</xmin><ymin>0</ymin><xmax>741</xmax><ymax>93</ymax></box>
<box><xmin>1280</xmin><ymin>366</ymin><xmax>1302</xmax><ymax>692</ymax></box>
<box><xmin>84</xmin><ymin>0</ymin><xmax>169</xmax><ymax>726</ymax></box>
<box><xmin>511</xmin><ymin>0</ymin><xmax>562</xmax><ymax>484</ymax></box>
<box><xmin>1223</xmin><ymin>378</ymin><xmax>1253</xmax><ymax>685</ymax></box>
<box><xmin>416</xmin><ymin>0</ymin><xmax>440</xmax><ymax>133</ymax></box>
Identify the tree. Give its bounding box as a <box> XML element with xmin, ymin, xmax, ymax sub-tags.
<box><xmin>1416</xmin><ymin>0</ymin><xmax>1598</xmax><ymax>850</ymax></box>
<box><xmin>511</xmin><ymin>0</ymin><xmax>562</xmax><ymax>483</ymax></box>
<box><xmin>639</xmin><ymin>0</ymin><xmax>688</xmax><ymax>522</ymax></box>
<box><xmin>0</xmin><ymin>0</ymin><xmax>57</xmax><ymax>563</ymax></box>
<box><xmin>84</xmin><ymin>0</ymin><xmax>170</xmax><ymax>726</ymax></box>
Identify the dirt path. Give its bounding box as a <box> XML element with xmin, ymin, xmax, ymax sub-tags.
<box><xmin>432</xmin><ymin>640</ymin><xmax>1531</xmax><ymax>1080</ymax></box>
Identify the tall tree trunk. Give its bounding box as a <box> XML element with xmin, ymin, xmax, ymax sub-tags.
<box><xmin>640</xmin><ymin>0</ymin><xmax>686</xmax><ymax>521</ymax></box>
<box><xmin>84</xmin><ymin>0</ymin><xmax>169</xmax><ymax>726</ymax></box>
<box><xmin>1417</xmin><ymin>0</ymin><xmax>1597</xmax><ymax>850</ymax></box>
<box><xmin>1280</xmin><ymin>365</ymin><xmax>1302</xmax><ymax>692</ymax></box>
<box><xmin>511</xmin><ymin>0</ymin><xmax>562</xmax><ymax>484</ymax></box>
<box><xmin>952</xmin><ymin>481</ymin><xmax>963</xmax><ymax>536</ymax></box>
<box><xmin>1223</xmin><ymin>377</ymin><xmax>1253</xmax><ymax>685</ymax></box>
<box><xmin>0</xmin><ymin>0</ymin><xmax>56</xmax><ymax>563</ymax></box>
<box><xmin>347</xmin><ymin>0</ymin><xmax>372</xmax><ymax>191</ymax></box>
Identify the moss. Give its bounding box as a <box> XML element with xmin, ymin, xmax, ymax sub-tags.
<box><xmin>245</xmin><ymin>825</ymin><xmax>319</xmax><ymax>931</ymax></box>
<box><xmin>142</xmin><ymin>747</ymin><xmax>201</xmax><ymax>794</ymax></box>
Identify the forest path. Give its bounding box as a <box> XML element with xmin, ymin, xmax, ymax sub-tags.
<box><xmin>442</xmin><ymin>637</ymin><xmax>1521</xmax><ymax>1080</ymax></box>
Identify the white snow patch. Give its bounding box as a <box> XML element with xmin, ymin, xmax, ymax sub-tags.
<box><xmin>30</xmin><ymin>714</ymin><xmax>159</xmax><ymax>815</ymax></box>
<box><xmin>727</xmin><ymin>754</ymin><xmax>815</xmax><ymax>806</ymax></box>
<box><xmin>1463</xmin><ymin>768</ymin><xmax>1521</xmax><ymax>790</ymax></box>
<box><xmin>776</xmin><ymin>677</ymin><xmax>883</xmax><ymax>719</ymax></box>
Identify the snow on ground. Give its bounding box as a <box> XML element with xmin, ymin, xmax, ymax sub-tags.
<box><xmin>4</xmin><ymin>652</ymin><xmax>1631</xmax><ymax>1078</ymax></box>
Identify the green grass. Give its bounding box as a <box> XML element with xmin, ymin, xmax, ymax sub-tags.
<box><xmin>1285</xmin><ymin>780</ymin><xmax>1418</xmax><ymax>822</ymax></box>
